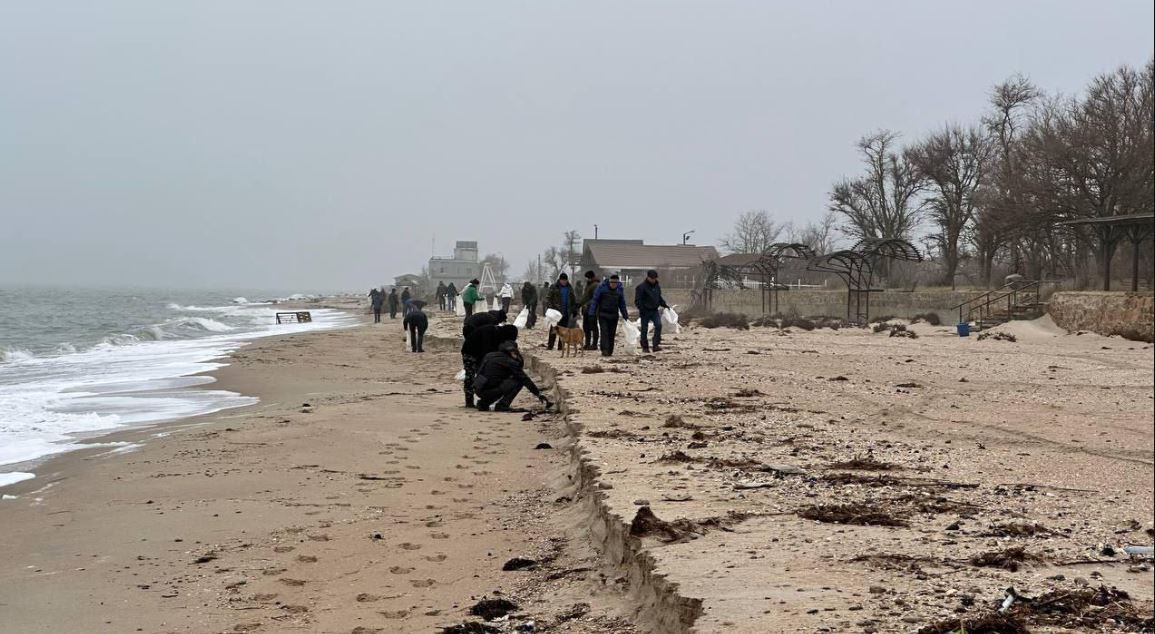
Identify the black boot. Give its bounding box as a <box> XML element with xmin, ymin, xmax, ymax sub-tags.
<box><xmin>465</xmin><ymin>394</ymin><xmax>474</xmax><ymax>408</ymax></box>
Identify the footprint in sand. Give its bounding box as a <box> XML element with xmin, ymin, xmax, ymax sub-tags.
<box><xmin>251</xmin><ymin>593</ymin><xmax>278</xmax><ymax>602</ymax></box>
<box><xmin>389</xmin><ymin>566</ymin><xmax>415</xmax><ymax>574</ymax></box>
<box><xmin>424</xmin><ymin>554</ymin><xmax>448</xmax><ymax>562</ymax></box>
<box><xmin>430</xmin><ymin>490</ymin><xmax>445</xmax><ymax>496</ymax></box>
<box><xmin>273</xmin><ymin>545</ymin><xmax>295</xmax><ymax>553</ymax></box>
<box><xmin>278</xmin><ymin>578</ymin><xmax>306</xmax><ymax>587</ymax></box>
<box><xmin>457</xmin><ymin>483</ymin><xmax>474</xmax><ymax>489</ymax></box>
<box><xmin>307</xmin><ymin>534</ymin><xmax>330</xmax><ymax>541</ymax></box>
<box><xmin>262</xmin><ymin>568</ymin><xmax>287</xmax><ymax>576</ymax></box>
<box><xmin>379</xmin><ymin>609</ymin><xmax>409</xmax><ymax>619</ymax></box>
<box><xmin>296</xmin><ymin>555</ymin><xmax>318</xmax><ymax>563</ymax></box>
<box><xmin>409</xmin><ymin>579</ymin><xmax>436</xmax><ymax>588</ymax></box>
<box><xmin>442</xmin><ymin>476</ymin><xmax>457</xmax><ymax>482</ymax></box>
<box><xmin>398</xmin><ymin>543</ymin><xmax>422</xmax><ymax>551</ymax></box>
<box><xmin>405</xmin><ymin>465</ymin><xmax>421</xmax><ymax>470</ymax></box>
<box><xmin>430</xmin><ymin>532</ymin><xmax>450</xmax><ymax>539</ymax></box>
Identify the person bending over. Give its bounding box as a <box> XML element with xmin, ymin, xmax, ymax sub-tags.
<box><xmin>473</xmin><ymin>341</ymin><xmax>550</xmax><ymax>411</ymax></box>
<box><xmin>462</xmin><ymin>309</ymin><xmax>507</xmax><ymax>339</ymax></box>
<box><xmin>402</xmin><ymin>304</ymin><xmax>428</xmax><ymax>352</ymax></box>
<box><xmin>460</xmin><ymin>323</ymin><xmax>518</xmax><ymax>408</ymax></box>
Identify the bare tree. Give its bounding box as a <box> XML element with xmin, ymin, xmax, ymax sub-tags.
<box><xmin>789</xmin><ymin>210</ymin><xmax>839</xmax><ymax>255</ymax></box>
<box><xmin>522</xmin><ymin>258</ymin><xmax>544</xmax><ymax>285</ymax></box>
<box><xmin>829</xmin><ymin>131</ymin><xmax>925</xmax><ymax>241</ymax></box>
<box><xmin>479</xmin><ymin>253</ymin><xmax>509</xmax><ymax>282</ymax></box>
<box><xmin>721</xmin><ymin>210</ymin><xmax>784</xmax><ymax>254</ymax></box>
<box><xmin>974</xmin><ymin>75</ymin><xmax>1038</xmax><ymax>287</ymax></box>
<box><xmin>561</xmin><ymin>230</ymin><xmax>582</xmax><ymax>276</ymax></box>
<box><xmin>541</xmin><ymin>246</ymin><xmax>565</xmax><ymax>281</ymax></box>
<box><xmin>908</xmin><ymin>125</ymin><xmax>993</xmax><ymax>288</ymax></box>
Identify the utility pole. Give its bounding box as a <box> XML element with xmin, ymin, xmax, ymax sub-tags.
<box><xmin>682</xmin><ymin>230</ymin><xmax>695</xmax><ymax>245</ymax></box>
<box><xmin>594</xmin><ymin>224</ymin><xmax>599</xmax><ymax>239</ymax></box>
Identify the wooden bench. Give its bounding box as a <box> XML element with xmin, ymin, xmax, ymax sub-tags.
<box><xmin>276</xmin><ymin>311</ymin><xmax>313</xmax><ymax>324</ymax></box>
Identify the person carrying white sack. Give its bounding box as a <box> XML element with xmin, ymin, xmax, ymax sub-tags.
<box><xmin>498</xmin><ymin>282</ymin><xmax>514</xmax><ymax>313</ymax></box>
<box><xmin>634</xmin><ymin>269</ymin><xmax>670</xmax><ymax>352</ymax></box>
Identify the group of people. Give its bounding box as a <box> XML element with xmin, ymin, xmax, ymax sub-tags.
<box><xmin>371</xmin><ymin>270</ymin><xmax>670</xmax><ymax>412</ymax></box>
<box><xmin>433</xmin><ymin>282</ymin><xmax>459</xmax><ymax>312</ymax></box>
<box><xmin>367</xmin><ymin>286</ymin><xmax>410</xmax><ymax>323</ymax></box>
<box><xmin>542</xmin><ymin>269</ymin><xmax>669</xmax><ymax>356</ymax></box>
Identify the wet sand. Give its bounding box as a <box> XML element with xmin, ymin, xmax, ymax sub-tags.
<box><xmin>0</xmin><ymin>313</ymin><xmax>637</xmax><ymax>634</ymax></box>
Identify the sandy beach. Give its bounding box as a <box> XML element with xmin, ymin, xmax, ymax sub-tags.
<box><xmin>2</xmin><ymin>309</ymin><xmax>1152</xmax><ymax>633</ymax></box>
<box><xmin>0</xmin><ymin>311</ymin><xmax>637</xmax><ymax>634</ymax></box>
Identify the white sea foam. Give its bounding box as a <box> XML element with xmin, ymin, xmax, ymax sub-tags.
<box><xmin>0</xmin><ymin>305</ymin><xmax>355</xmax><ymax>485</ymax></box>
<box><xmin>0</xmin><ymin>472</ymin><xmax>35</xmax><ymax>488</ymax></box>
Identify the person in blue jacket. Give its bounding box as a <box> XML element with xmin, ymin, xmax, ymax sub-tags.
<box><xmin>588</xmin><ymin>274</ymin><xmax>630</xmax><ymax>356</ymax></box>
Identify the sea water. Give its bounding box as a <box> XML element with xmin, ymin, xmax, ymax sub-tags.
<box><xmin>0</xmin><ymin>287</ymin><xmax>355</xmax><ymax>487</ymax></box>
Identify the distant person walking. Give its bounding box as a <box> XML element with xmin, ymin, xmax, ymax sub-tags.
<box><xmin>521</xmin><ymin>281</ymin><xmax>538</xmax><ymax>329</ymax></box>
<box><xmin>499</xmin><ymin>282</ymin><xmax>514</xmax><ymax>313</ymax></box>
<box><xmin>402</xmin><ymin>302</ymin><xmax>429</xmax><ymax>352</ymax></box>
<box><xmin>445</xmin><ymin>282</ymin><xmax>458</xmax><ymax>312</ymax></box>
<box><xmin>589</xmin><ymin>274</ymin><xmax>630</xmax><ymax>357</ymax></box>
<box><xmin>436</xmin><ymin>281</ymin><xmax>448</xmax><ymax>311</ymax></box>
<box><xmin>474</xmin><ymin>341</ymin><xmax>550</xmax><ymax>412</ymax></box>
<box><xmin>579</xmin><ymin>270</ymin><xmax>600</xmax><ymax>350</ymax></box>
<box><xmin>461</xmin><ymin>323</ymin><xmax>518</xmax><ymax>408</ymax></box>
<box><xmin>387</xmin><ymin>288</ymin><xmax>400</xmax><ymax>319</ymax></box>
<box><xmin>545</xmin><ymin>273</ymin><xmax>579</xmax><ymax>350</ymax></box>
<box><xmin>635</xmin><ymin>270</ymin><xmax>670</xmax><ymax>353</ymax></box>
<box><xmin>400</xmin><ymin>287</ymin><xmax>412</xmax><ymax>311</ymax></box>
<box><xmin>461</xmin><ymin>279</ymin><xmax>481</xmax><ymax>317</ymax></box>
<box><xmin>368</xmin><ymin>288</ymin><xmax>384</xmax><ymax>323</ymax></box>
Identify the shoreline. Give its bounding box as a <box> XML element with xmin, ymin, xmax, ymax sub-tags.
<box><xmin>0</xmin><ymin>311</ymin><xmax>640</xmax><ymax>634</ymax></box>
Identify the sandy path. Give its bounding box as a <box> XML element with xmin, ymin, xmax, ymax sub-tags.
<box><xmin>0</xmin><ymin>314</ymin><xmax>636</xmax><ymax>633</ymax></box>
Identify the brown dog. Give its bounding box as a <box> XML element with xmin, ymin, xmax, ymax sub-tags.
<box><xmin>555</xmin><ymin>325</ymin><xmax>585</xmax><ymax>357</ymax></box>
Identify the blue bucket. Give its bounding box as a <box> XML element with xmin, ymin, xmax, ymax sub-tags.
<box><xmin>956</xmin><ymin>322</ymin><xmax>971</xmax><ymax>337</ymax></box>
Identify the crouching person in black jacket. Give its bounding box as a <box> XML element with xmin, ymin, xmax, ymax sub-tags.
<box><xmin>474</xmin><ymin>341</ymin><xmax>551</xmax><ymax>412</ymax></box>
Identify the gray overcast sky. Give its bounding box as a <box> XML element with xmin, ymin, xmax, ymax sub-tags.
<box><xmin>2</xmin><ymin>2</ymin><xmax>1152</xmax><ymax>291</ymax></box>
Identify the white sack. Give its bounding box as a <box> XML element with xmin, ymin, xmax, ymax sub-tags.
<box><xmin>661</xmin><ymin>305</ymin><xmax>681</xmax><ymax>334</ymax></box>
<box><xmin>513</xmin><ymin>307</ymin><xmax>529</xmax><ymax>329</ymax></box>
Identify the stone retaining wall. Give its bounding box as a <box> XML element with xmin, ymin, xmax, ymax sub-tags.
<box><xmin>1048</xmin><ymin>291</ymin><xmax>1154</xmax><ymax>342</ymax></box>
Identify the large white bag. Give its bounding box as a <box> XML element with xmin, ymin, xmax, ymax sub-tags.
<box><xmin>661</xmin><ymin>305</ymin><xmax>681</xmax><ymax>334</ymax></box>
<box><xmin>513</xmin><ymin>307</ymin><xmax>529</xmax><ymax>329</ymax></box>
<box><xmin>622</xmin><ymin>319</ymin><xmax>641</xmax><ymax>355</ymax></box>
<box><xmin>455</xmin><ymin>300</ymin><xmax>465</xmax><ymax>317</ymax></box>
<box><xmin>544</xmin><ymin>308</ymin><xmax>562</xmax><ymax>326</ymax></box>
<box><xmin>491</xmin><ymin>297</ymin><xmax>501</xmax><ymax>311</ymax></box>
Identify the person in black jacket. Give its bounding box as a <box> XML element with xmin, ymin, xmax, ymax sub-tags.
<box><xmin>634</xmin><ymin>269</ymin><xmax>670</xmax><ymax>352</ymax></box>
<box><xmin>588</xmin><ymin>274</ymin><xmax>630</xmax><ymax>356</ymax></box>
<box><xmin>474</xmin><ymin>341</ymin><xmax>550</xmax><ymax>411</ymax></box>
<box><xmin>462</xmin><ymin>309</ymin><xmax>507</xmax><ymax>339</ymax></box>
<box><xmin>521</xmin><ymin>281</ymin><xmax>538</xmax><ymax>329</ymax></box>
<box><xmin>460</xmin><ymin>324</ymin><xmax>518</xmax><ymax>408</ymax></box>
<box><xmin>387</xmin><ymin>288</ymin><xmax>400</xmax><ymax>319</ymax></box>
<box><xmin>368</xmin><ymin>288</ymin><xmax>384</xmax><ymax>323</ymax></box>
<box><xmin>402</xmin><ymin>304</ymin><xmax>429</xmax><ymax>352</ymax></box>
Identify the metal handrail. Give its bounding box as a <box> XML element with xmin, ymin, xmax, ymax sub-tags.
<box><xmin>952</xmin><ymin>282</ymin><xmax>1017</xmax><ymax>324</ymax></box>
<box><xmin>962</xmin><ymin>281</ymin><xmax>1041</xmax><ymax>327</ymax></box>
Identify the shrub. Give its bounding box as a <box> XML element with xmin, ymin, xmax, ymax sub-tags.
<box><xmin>912</xmin><ymin>312</ymin><xmax>942</xmax><ymax>326</ymax></box>
<box><xmin>792</xmin><ymin>317</ymin><xmax>816</xmax><ymax>331</ymax></box>
<box><xmin>698</xmin><ymin>312</ymin><xmax>750</xmax><ymax>330</ymax></box>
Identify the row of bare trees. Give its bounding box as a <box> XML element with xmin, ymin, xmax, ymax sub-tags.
<box><xmin>828</xmin><ymin>60</ymin><xmax>1153</xmax><ymax>289</ymax></box>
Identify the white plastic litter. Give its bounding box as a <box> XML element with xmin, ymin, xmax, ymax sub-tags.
<box><xmin>513</xmin><ymin>307</ymin><xmax>530</xmax><ymax>329</ymax></box>
<box><xmin>544</xmin><ymin>308</ymin><xmax>562</xmax><ymax>326</ymax></box>
<box><xmin>622</xmin><ymin>319</ymin><xmax>641</xmax><ymax>355</ymax></box>
<box><xmin>454</xmin><ymin>369</ymin><xmax>466</xmax><ymax>381</ymax></box>
<box><xmin>661</xmin><ymin>305</ymin><xmax>681</xmax><ymax>334</ymax></box>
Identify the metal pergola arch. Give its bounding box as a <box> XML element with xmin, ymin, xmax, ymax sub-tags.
<box><xmin>807</xmin><ymin>239</ymin><xmax>923</xmax><ymax>324</ymax></box>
